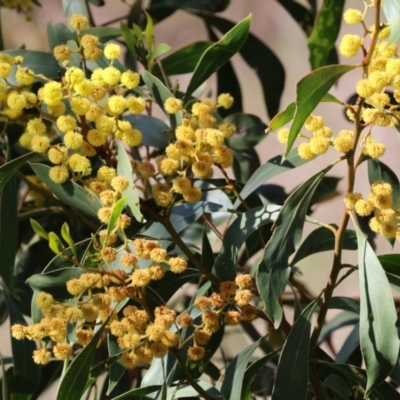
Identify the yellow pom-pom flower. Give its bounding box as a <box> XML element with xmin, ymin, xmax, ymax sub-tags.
<box><xmin>343</xmin><ymin>9</ymin><xmax>363</xmax><ymax>25</ymax></box>
<box><xmin>0</xmin><ymin>62</ymin><xmax>11</xmax><ymax>78</ymax></box>
<box><xmin>339</xmin><ymin>34</ymin><xmax>362</xmax><ymax>58</ymax></box>
<box><xmin>64</xmin><ymin>131</ymin><xmax>84</xmax><ymax>150</ymax></box>
<box><xmin>297</xmin><ymin>142</ymin><xmax>316</xmax><ymax>160</ymax></box>
<box><xmin>164</xmin><ymin>97</ymin><xmax>183</xmax><ymax>114</ymax></box>
<box><xmin>309</xmin><ymin>136</ymin><xmax>330</xmax><ymax>155</ymax></box>
<box><xmin>56</xmin><ymin>115</ymin><xmax>77</xmax><ymax>133</ymax></box>
<box><xmin>277</xmin><ymin>128</ymin><xmax>289</xmax><ymax>144</ymax></box>
<box><xmin>217</xmin><ymin>93</ymin><xmax>234</xmax><ymax>109</ymax></box>
<box><xmin>27</xmin><ymin>118</ymin><xmax>46</xmax><ymax>136</ymax></box>
<box><xmin>121</xmin><ymin>70</ymin><xmax>140</xmax><ymax>89</ymax></box>
<box><xmin>68</xmin><ymin>154</ymin><xmax>92</xmax><ymax>175</ymax></box>
<box><xmin>31</xmin><ymin>136</ymin><xmax>50</xmax><ymax>153</ymax></box>
<box><xmin>102</xmin><ymin>66</ymin><xmax>121</xmax><ymax>86</ymax></box>
<box><xmin>70</xmin><ymin>14</ymin><xmax>88</xmax><ymax>30</ymax></box>
<box><xmin>127</xmin><ymin>97</ymin><xmax>146</xmax><ymax>114</ymax></box>
<box><xmin>107</xmin><ymin>95</ymin><xmax>127</xmax><ymax>115</ymax></box>
<box><xmin>104</xmin><ymin>43</ymin><xmax>122</xmax><ymax>60</ymax></box>
<box><xmin>49</xmin><ymin>165</ymin><xmax>69</xmax><ymax>183</ymax></box>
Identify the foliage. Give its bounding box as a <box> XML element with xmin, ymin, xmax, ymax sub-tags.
<box><xmin>0</xmin><ymin>0</ymin><xmax>400</xmax><ymax>399</ymax></box>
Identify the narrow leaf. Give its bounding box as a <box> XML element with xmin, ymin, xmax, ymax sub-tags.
<box><xmin>116</xmin><ymin>143</ymin><xmax>144</xmax><ymax>223</ymax></box>
<box><xmin>105</xmin><ymin>197</ymin><xmax>127</xmax><ymax>245</ymax></box>
<box><xmin>30</xmin><ymin>218</ymin><xmax>49</xmax><ymax>240</ymax></box>
<box><xmin>355</xmin><ymin>224</ymin><xmax>399</xmax><ymax>394</ymax></box>
<box><xmin>285</xmin><ymin>64</ymin><xmax>356</xmax><ymax>157</ymax></box>
<box><xmin>271</xmin><ymin>300</ymin><xmax>318</xmax><ymax>400</ymax></box>
<box><xmin>185</xmin><ymin>14</ymin><xmax>251</xmax><ymax>99</ymax></box>
<box><xmin>30</xmin><ymin>163</ymin><xmax>102</xmax><ymax>219</ymax></box>
<box><xmin>62</xmin><ymin>0</ymin><xmax>89</xmax><ymax>19</ymax></box>
<box><xmin>0</xmin><ymin>152</ymin><xmax>38</xmax><ymax>191</ymax></box>
<box><xmin>307</xmin><ymin>0</ymin><xmax>345</xmax><ymax>69</ymax></box>
<box><xmin>56</xmin><ymin>316</ymin><xmax>110</xmax><ymax>400</ymax></box>
<box><xmin>213</xmin><ymin>205</ymin><xmax>281</xmax><ymax>281</ymax></box>
<box><xmin>220</xmin><ymin>335</ymin><xmax>266</xmax><ymax>400</ymax></box>
<box><xmin>61</xmin><ymin>222</ymin><xmax>76</xmax><ymax>257</ymax></box>
<box><xmin>111</xmin><ymin>385</ymin><xmax>162</xmax><ymax>399</ymax></box>
<box><xmin>382</xmin><ymin>0</ymin><xmax>400</xmax><ymax>45</ymax></box>
<box><xmin>256</xmin><ymin>165</ymin><xmax>332</xmax><ymax>327</ymax></box>
<box><xmin>120</xmin><ymin>22</ymin><xmax>138</xmax><ymax>59</ymax></box>
<box><xmin>149</xmin><ymin>43</ymin><xmax>171</xmax><ymax>66</ymax></box>
<box><xmin>81</xmin><ymin>27</ymin><xmax>121</xmax><ymax>42</ymax></box>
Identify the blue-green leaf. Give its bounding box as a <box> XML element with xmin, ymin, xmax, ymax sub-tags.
<box><xmin>30</xmin><ymin>163</ymin><xmax>102</xmax><ymax>219</ymax></box>
<box><xmin>220</xmin><ymin>335</ymin><xmax>266</xmax><ymax>400</ymax></box>
<box><xmin>284</xmin><ymin>64</ymin><xmax>356</xmax><ymax>158</ymax></box>
<box><xmin>0</xmin><ymin>152</ymin><xmax>38</xmax><ymax>191</ymax></box>
<box><xmin>111</xmin><ymin>385</ymin><xmax>162</xmax><ymax>399</ymax></box>
<box><xmin>116</xmin><ymin>143</ymin><xmax>144</xmax><ymax>223</ymax></box>
<box><xmin>47</xmin><ymin>22</ymin><xmax>75</xmax><ymax>50</ymax></box>
<box><xmin>256</xmin><ymin>165</ymin><xmax>332</xmax><ymax>327</ymax></box>
<box><xmin>271</xmin><ymin>300</ymin><xmax>318</xmax><ymax>400</ymax></box>
<box><xmin>62</xmin><ymin>0</ymin><xmax>89</xmax><ymax>19</ymax></box>
<box><xmin>56</xmin><ymin>316</ymin><xmax>110</xmax><ymax>400</ymax></box>
<box><xmin>355</xmin><ymin>224</ymin><xmax>399</xmax><ymax>394</ymax></box>
<box><xmin>81</xmin><ymin>27</ymin><xmax>121</xmax><ymax>42</ymax></box>
<box><xmin>382</xmin><ymin>0</ymin><xmax>400</xmax><ymax>45</ymax></box>
<box><xmin>213</xmin><ymin>205</ymin><xmax>280</xmax><ymax>281</ymax></box>
<box><xmin>185</xmin><ymin>14</ymin><xmax>251</xmax><ymax>99</ymax></box>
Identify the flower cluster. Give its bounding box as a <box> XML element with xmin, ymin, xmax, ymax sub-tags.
<box><xmin>345</xmin><ymin>181</ymin><xmax>400</xmax><ymax>240</ymax></box>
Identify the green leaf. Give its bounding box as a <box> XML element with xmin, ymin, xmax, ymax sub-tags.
<box><xmin>116</xmin><ymin>143</ymin><xmax>144</xmax><ymax>223</ymax></box>
<box><xmin>204</xmin><ymin>14</ymin><xmax>284</xmax><ymax>118</ymax></box>
<box><xmin>149</xmin><ymin>43</ymin><xmax>171</xmax><ymax>67</ymax></box>
<box><xmin>30</xmin><ymin>219</ymin><xmax>48</xmax><ymax>241</ymax></box>
<box><xmin>56</xmin><ymin>316</ymin><xmax>110</xmax><ymax>400</ymax></box>
<box><xmin>185</xmin><ymin>14</ymin><xmax>251</xmax><ymax>99</ymax></box>
<box><xmin>144</xmin><ymin>10</ymin><xmax>154</xmax><ymax>54</ymax></box>
<box><xmin>141</xmin><ymin>70</ymin><xmax>183</xmax><ymax>127</ymax></box>
<box><xmin>213</xmin><ymin>205</ymin><xmax>280</xmax><ymax>281</ymax></box>
<box><xmin>355</xmin><ymin>224</ymin><xmax>399</xmax><ymax>394</ymax></box>
<box><xmin>106</xmin><ymin>335</ymin><xmax>125</xmax><ymax>395</ymax></box>
<box><xmin>120</xmin><ymin>22</ymin><xmax>138</xmax><ymax>59</ymax></box>
<box><xmin>382</xmin><ymin>0</ymin><xmax>400</xmax><ymax>45</ymax></box>
<box><xmin>2</xmin><ymin>285</ymin><xmax>39</xmax><ymax>394</ymax></box>
<box><xmin>291</xmin><ymin>227</ymin><xmax>357</xmax><ymax>266</ymax></box>
<box><xmin>166</xmin><ymin>381</ymin><xmax>221</xmax><ymax>398</ymax></box>
<box><xmin>2</xmin><ymin>50</ymin><xmax>62</xmax><ymax>86</ymax></box>
<box><xmin>151</xmin><ymin>42</ymin><xmax>212</xmax><ymax>76</ymax></box>
<box><xmin>47</xmin><ymin>22</ymin><xmax>75</xmax><ymax>50</ymax></box>
<box><xmin>378</xmin><ymin>254</ymin><xmax>400</xmax><ymax>276</ymax></box>
<box><xmin>319</xmin><ymin>311</ymin><xmax>359</xmax><ymax>343</ymax></box>
<box><xmin>124</xmin><ymin>114</ymin><xmax>171</xmax><ymax>148</ymax></box>
<box><xmin>201</xmin><ymin>227</ymin><xmax>215</xmax><ymax>272</ymax></box>
<box><xmin>271</xmin><ymin>300</ymin><xmax>318</xmax><ymax>400</ymax></box>
<box><xmin>62</xmin><ymin>0</ymin><xmax>89</xmax><ymax>19</ymax></box>
<box><xmin>0</xmin><ymin>173</ymin><xmax>17</xmax><ymax>292</ymax></box>
<box><xmin>226</xmin><ymin>113</ymin><xmax>267</xmax><ymax>151</ymax></box>
<box><xmin>26</xmin><ymin>267</ymin><xmax>86</xmax><ymax>299</ymax></box>
<box><xmin>256</xmin><ymin>165</ymin><xmax>332</xmax><ymax>327</ymax></box>
<box><xmin>323</xmin><ymin>374</ymin><xmax>353</xmax><ymax>398</ymax></box>
<box><xmin>0</xmin><ymin>152</ymin><xmax>38</xmax><ymax>191</ymax></box>
<box><xmin>307</xmin><ymin>0</ymin><xmax>345</xmax><ymax>69</ymax></box>
<box><xmin>284</xmin><ymin>64</ymin><xmax>356</xmax><ymax>157</ymax></box>
<box><xmin>368</xmin><ymin>159</ymin><xmax>400</xmax><ymax>206</ymax></box>
<box><xmin>234</xmin><ymin>148</ymin><xmax>308</xmax><ymax>208</ymax></box>
<box><xmin>105</xmin><ymin>196</ymin><xmax>127</xmax><ymax>245</ymax></box>
<box><xmin>48</xmin><ymin>232</ymin><xmax>65</xmax><ymax>255</ymax></box>
<box><xmin>241</xmin><ymin>351</ymin><xmax>279</xmax><ymax>399</ymax></box>
<box><xmin>220</xmin><ymin>335</ymin><xmax>266</xmax><ymax>400</ymax></box>
<box><xmin>30</xmin><ymin>163</ymin><xmax>102</xmax><ymax>219</ymax></box>
<box><xmin>267</xmin><ymin>93</ymin><xmax>344</xmax><ymax>133</ymax></box>
<box><xmin>81</xmin><ymin>27</ymin><xmax>121</xmax><ymax>42</ymax></box>
<box><xmin>61</xmin><ymin>222</ymin><xmax>76</xmax><ymax>258</ymax></box>
<box><xmin>111</xmin><ymin>385</ymin><xmax>162</xmax><ymax>400</ymax></box>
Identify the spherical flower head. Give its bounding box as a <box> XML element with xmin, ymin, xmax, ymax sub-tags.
<box><xmin>102</xmin><ymin>66</ymin><xmax>121</xmax><ymax>86</ymax></box>
<box><xmin>47</xmin><ymin>102</ymin><xmax>67</xmax><ymax>117</ymax></box>
<box><xmin>54</xmin><ymin>45</ymin><xmax>71</xmax><ymax>62</ymax></box>
<box><xmin>339</xmin><ymin>34</ymin><xmax>362</xmax><ymax>58</ymax></box>
<box><xmin>369</xmin><ymin>192</ymin><xmax>392</xmax><ymax>210</ymax></box>
<box><xmin>110</xmin><ymin>176</ymin><xmax>129</xmax><ymax>193</ymax></box>
<box><xmin>127</xmin><ymin>96</ymin><xmax>146</xmax><ymax>114</ymax></box>
<box><xmin>176</xmin><ymin>125</ymin><xmax>195</xmax><ymax>141</ymax></box>
<box><xmin>80</xmin><ymin>303</ymin><xmax>99</xmax><ymax>322</ymax></box>
<box><xmin>192</xmin><ymin>330</ymin><xmax>210</xmax><ymax>346</ymax></box>
<box><xmin>153</xmin><ymin>187</ymin><xmax>173</xmax><ymax>207</ymax></box>
<box><xmin>183</xmin><ymin>187</ymin><xmax>202</xmax><ymax>203</ymax></box>
<box><xmin>177</xmin><ymin>313</ymin><xmax>193</xmax><ymax>328</ymax></box>
<box><xmin>11</xmin><ymin>324</ymin><xmax>26</xmax><ymax>340</ymax></box>
<box><xmin>68</xmin><ymin>153</ymin><xmax>92</xmax><ymax>175</ymax></box>
<box><xmin>192</xmin><ymin>160</ymin><xmax>212</xmax><ymax>178</ymax></box>
<box><xmin>0</xmin><ymin>62</ymin><xmax>11</xmax><ymax>78</ymax></box>
<box><xmin>169</xmin><ymin>256</ymin><xmax>187</xmax><ymax>273</ymax></box>
<box><xmin>32</xmin><ymin>349</ymin><xmax>51</xmax><ymax>365</ymax></box>
<box><xmin>363</xmin><ymin>140</ymin><xmax>386</xmax><ymax>158</ymax></box>
<box><xmin>304</xmin><ymin>115</ymin><xmax>324</xmax><ymax>131</ymax></box>
<box><xmin>122</xmin><ymin>128</ymin><xmax>142</xmax><ymax>146</ymax></box>
<box><xmin>277</xmin><ymin>128</ymin><xmax>289</xmax><ymax>144</ymax></box>
<box><xmin>235</xmin><ymin>289</ymin><xmax>252</xmax><ymax>306</ymax></box>
<box><xmin>213</xmin><ymin>145</ymin><xmax>233</xmax><ymax>168</ymax></box>
<box><xmin>150</xmin><ymin>248</ymin><xmax>167</xmax><ymax>263</ymax></box>
<box><xmin>104</xmin><ymin>43</ymin><xmax>121</xmax><ymax>60</ymax></box>
<box><xmin>87</xmin><ymin>128</ymin><xmax>107</xmax><ymax>147</ymax></box>
<box><xmin>235</xmin><ymin>274</ymin><xmax>252</xmax><ymax>289</ymax></box>
<box><xmin>70</xmin><ymin>14</ymin><xmax>88</xmax><ymax>30</ymax></box>
<box><xmin>7</xmin><ymin>91</ymin><xmax>26</xmax><ymax>110</ymax></box>
<box><xmin>65</xmin><ymin>67</ymin><xmax>85</xmax><ymax>86</ymax></box>
<box><xmin>367</xmin><ymin>92</ymin><xmax>390</xmax><ymax>108</ymax></box>
<box><xmin>164</xmin><ymin>97</ymin><xmax>183</xmax><ymax>114</ymax></box>
<box><xmin>107</xmin><ymin>95</ymin><xmax>127</xmax><ymax>115</ymax></box>
<box><xmin>36</xmin><ymin>292</ymin><xmax>54</xmax><ymax>310</ymax></box>
<box><xmin>362</xmin><ymin>109</ymin><xmax>391</xmax><ymax>127</ymax></box>
<box><xmin>386</xmin><ymin>59</ymin><xmax>400</xmax><ymax>76</ymax></box>
<box><xmin>121</xmin><ymin>70</ymin><xmax>140</xmax><ymax>89</ymax></box>
<box><xmin>3</xmin><ymin>107</ymin><xmax>23</xmax><ymax>120</ymax></box>
<box><xmin>194</xmin><ymin>296</ymin><xmax>212</xmax><ymax>310</ymax></box>
<box><xmin>160</xmin><ymin>158</ymin><xmax>179</xmax><ymax>176</ymax></box>
<box><xmin>333</xmin><ymin>130</ymin><xmax>353</xmax><ymax>153</ymax></box>
<box><xmin>149</xmin><ymin>265</ymin><xmax>165</xmax><ymax>280</ymax></box>
<box><xmin>297</xmin><ymin>142</ymin><xmax>316</xmax><ymax>160</ymax></box>
<box><xmin>220</xmin><ymin>281</ymin><xmax>237</xmax><ymax>296</ymax></box>
<box><xmin>377</xmin><ymin>41</ymin><xmax>398</xmax><ymax>58</ymax></box>
<box><xmin>74</xmin><ymin>79</ymin><xmax>93</xmax><ymax>97</ymax></box>
<box><xmin>70</xmin><ymin>96</ymin><xmax>90</xmax><ymax>116</ymax></box>
<box><xmin>15</xmin><ymin>67</ymin><xmax>35</xmax><ymax>86</ymax></box>
<box><xmin>97</xmin><ymin>166</ymin><xmax>117</xmax><ymax>184</ymax></box>
<box><xmin>343</xmin><ymin>8</ymin><xmax>363</xmax><ymax>25</ymax></box>
<box><xmin>149</xmin><ymin>342</ymin><xmax>168</xmax><ymax>358</ymax></box>
<box><xmin>380</xmin><ymin>220</ymin><xmax>398</xmax><ymax>238</ymax></box>
<box><xmin>343</xmin><ymin>192</ymin><xmax>362</xmax><ymax>210</ymax></box>
<box><xmin>371</xmin><ymin>181</ymin><xmax>393</xmax><ymax>196</ymax></box>
<box><xmin>43</xmin><ymin>81</ymin><xmax>63</xmax><ymax>106</ymax></box>
<box><xmin>49</xmin><ymin>165</ymin><xmax>69</xmax><ymax>184</ymax></box>
<box><xmin>102</xmin><ymin>247</ymin><xmax>117</xmax><ymax>262</ymax></box>
<box><xmin>241</xmin><ymin>304</ymin><xmax>257</xmax><ymax>321</ymax></box>
<box><xmin>117</xmin><ymin>214</ymin><xmax>132</xmax><ymax>230</ymax></box>
<box><xmin>97</xmin><ymin>207</ymin><xmax>112</xmax><ymax>224</ymax></box>
<box><xmin>368</xmin><ymin>71</ymin><xmax>390</xmax><ymax>92</ymax></box>
<box><xmin>205</xmin><ymin>128</ymin><xmax>224</xmax><ymax>147</ymax></box>
<box><xmin>173</xmin><ymin>177</ymin><xmax>191</xmax><ymax>194</ymax></box>
<box><xmin>187</xmin><ymin>346</ymin><xmax>205</xmax><ymax>361</ymax></box>
<box><xmin>145</xmin><ymin>323</ymin><xmax>166</xmax><ymax>342</ymax></box>
<box><xmin>76</xmin><ymin>329</ymin><xmax>94</xmax><ymax>347</ymax></box>
<box><xmin>138</xmin><ymin>161</ymin><xmax>155</xmax><ymax>178</ymax></box>
<box><xmin>132</xmin><ymin>268</ymin><xmax>152</xmax><ymax>287</ymax></box>
<box><xmin>27</xmin><ymin>118</ymin><xmax>46</xmax><ymax>136</ymax></box>
<box><xmin>309</xmin><ymin>136</ymin><xmax>330</xmax><ymax>155</ymax></box>
<box><xmin>354</xmin><ymin>199</ymin><xmax>374</xmax><ymax>217</ymax></box>
<box><xmin>53</xmin><ymin>343</ymin><xmax>72</xmax><ymax>360</ymax></box>
<box><xmin>225</xmin><ymin>310</ymin><xmax>241</xmax><ymax>325</ymax></box>
<box><xmin>217</xmin><ymin>93</ymin><xmax>234</xmax><ymax>109</ymax></box>
<box><xmin>31</xmin><ymin>135</ymin><xmax>50</xmax><ymax>154</ymax></box>
<box><xmin>356</xmin><ymin>79</ymin><xmax>375</xmax><ymax>98</ymax></box>
<box><xmin>64</xmin><ymin>131</ymin><xmax>83</xmax><ymax>150</ymax></box>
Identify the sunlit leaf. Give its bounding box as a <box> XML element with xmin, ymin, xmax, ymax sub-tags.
<box><xmin>257</xmin><ymin>165</ymin><xmax>332</xmax><ymax>327</ymax></box>
<box><xmin>285</xmin><ymin>64</ymin><xmax>356</xmax><ymax>158</ymax></box>
<box><xmin>355</xmin><ymin>224</ymin><xmax>399</xmax><ymax>394</ymax></box>
<box><xmin>272</xmin><ymin>300</ymin><xmax>318</xmax><ymax>400</ymax></box>
<box><xmin>105</xmin><ymin>196</ymin><xmax>127</xmax><ymax>246</ymax></box>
